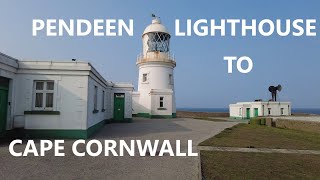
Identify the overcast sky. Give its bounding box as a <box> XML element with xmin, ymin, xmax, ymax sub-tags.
<box><xmin>1</xmin><ymin>0</ymin><xmax>319</xmax><ymax>108</ymax></box>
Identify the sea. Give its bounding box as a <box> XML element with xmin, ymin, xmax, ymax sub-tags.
<box><xmin>177</xmin><ymin>108</ymin><xmax>320</xmax><ymax>115</ymax></box>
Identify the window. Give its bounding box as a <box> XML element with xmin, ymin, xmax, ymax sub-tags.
<box><xmin>239</xmin><ymin>108</ymin><xmax>242</xmax><ymax>116</ymax></box>
<box><xmin>169</xmin><ymin>74</ymin><xmax>173</xmax><ymax>85</ymax></box>
<box><xmin>281</xmin><ymin>108</ymin><xmax>284</xmax><ymax>115</ymax></box>
<box><xmin>160</xmin><ymin>97</ymin><xmax>164</xmax><ymax>108</ymax></box>
<box><xmin>268</xmin><ymin>108</ymin><xmax>271</xmax><ymax>115</ymax></box>
<box><xmin>102</xmin><ymin>90</ymin><xmax>105</xmax><ymax>111</ymax></box>
<box><xmin>143</xmin><ymin>73</ymin><xmax>148</xmax><ymax>82</ymax></box>
<box><xmin>94</xmin><ymin>86</ymin><xmax>98</xmax><ymax>110</ymax></box>
<box><xmin>34</xmin><ymin>81</ymin><xmax>54</xmax><ymax>110</ymax></box>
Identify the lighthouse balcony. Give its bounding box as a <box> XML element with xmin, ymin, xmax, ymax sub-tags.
<box><xmin>136</xmin><ymin>52</ymin><xmax>176</xmax><ymax>66</ymax></box>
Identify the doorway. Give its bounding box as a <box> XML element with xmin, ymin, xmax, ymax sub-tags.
<box><xmin>0</xmin><ymin>77</ymin><xmax>9</xmax><ymax>134</ymax></box>
<box><xmin>254</xmin><ymin>108</ymin><xmax>259</xmax><ymax>117</ymax></box>
<box><xmin>113</xmin><ymin>93</ymin><xmax>125</xmax><ymax>121</ymax></box>
<box><xmin>246</xmin><ymin>108</ymin><xmax>250</xmax><ymax>119</ymax></box>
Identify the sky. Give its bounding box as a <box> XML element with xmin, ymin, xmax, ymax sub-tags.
<box><xmin>0</xmin><ymin>0</ymin><xmax>319</xmax><ymax>108</ymax></box>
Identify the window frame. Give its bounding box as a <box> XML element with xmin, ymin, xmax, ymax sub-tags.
<box><xmin>102</xmin><ymin>90</ymin><xmax>105</xmax><ymax>111</ymax></box>
<box><xmin>159</xmin><ymin>96</ymin><xmax>164</xmax><ymax>108</ymax></box>
<box><xmin>33</xmin><ymin>80</ymin><xmax>55</xmax><ymax>111</ymax></box>
<box><xmin>94</xmin><ymin>86</ymin><xmax>98</xmax><ymax>110</ymax></box>
<box><xmin>169</xmin><ymin>74</ymin><xmax>173</xmax><ymax>85</ymax></box>
<box><xmin>142</xmin><ymin>73</ymin><xmax>148</xmax><ymax>83</ymax></box>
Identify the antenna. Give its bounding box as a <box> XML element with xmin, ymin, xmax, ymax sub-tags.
<box><xmin>268</xmin><ymin>84</ymin><xmax>282</xmax><ymax>101</ymax></box>
<box><xmin>151</xmin><ymin>14</ymin><xmax>161</xmax><ymax>23</ymax></box>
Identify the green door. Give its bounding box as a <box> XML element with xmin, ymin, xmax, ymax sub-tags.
<box><xmin>246</xmin><ymin>108</ymin><xmax>250</xmax><ymax>119</ymax></box>
<box><xmin>113</xmin><ymin>93</ymin><xmax>125</xmax><ymax>121</ymax></box>
<box><xmin>254</xmin><ymin>108</ymin><xmax>259</xmax><ymax>117</ymax></box>
<box><xmin>0</xmin><ymin>89</ymin><xmax>8</xmax><ymax>134</ymax></box>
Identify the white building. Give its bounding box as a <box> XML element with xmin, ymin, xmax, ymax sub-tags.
<box><xmin>132</xmin><ymin>17</ymin><xmax>176</xmax><ymax>118</ymax></box>
<box><xmin>229</xmin><ymin>101</ymin><xmax>291</xmax><ymax>119</ymax></box>
<box><xmin>0</xmin><ymin>52</ymin><xmax>133</xmax><ymax>139</ymax></box>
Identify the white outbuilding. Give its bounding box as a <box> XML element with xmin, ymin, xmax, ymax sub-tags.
<box><xmin>0</xmin><ymin>52</ymin><xmax>133</xmax><ymax>139</ymax></box>
<box><xmin>132</xmin><ymin>17</ymin><xmax>176</xmax><ymax>118</ymax></box>
<box><xmin>229</xmin><ymin>101</ymin><xmax>291</xmax><ymax>119</ymax></box>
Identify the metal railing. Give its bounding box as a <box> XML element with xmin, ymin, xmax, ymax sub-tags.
<box><xmin>136</xmin><ymin>52</ymin><xmax>175</xmax><ymax>65</ymax></box>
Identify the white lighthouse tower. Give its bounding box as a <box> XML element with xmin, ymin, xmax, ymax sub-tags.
<box><xmin>132</xmin><ymin>16</ymin><xmax>176</xmax><ymax>118</ymax></box>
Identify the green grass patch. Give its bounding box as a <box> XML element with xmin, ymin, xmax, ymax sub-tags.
<box><xmin>201</xmin><ymin>151</ymin><xmax>320</xmax><ymax>180</ymax></box>
<box><xmin>199</xmin><ymin>123</ymin><xmax>320</xmax><ymax>150</ymax></box>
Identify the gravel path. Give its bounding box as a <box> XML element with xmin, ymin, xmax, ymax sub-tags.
<box><xmin>0</xmin><ymin>118</ymin><xmax>238</xmax><ymax>180</ymax></box>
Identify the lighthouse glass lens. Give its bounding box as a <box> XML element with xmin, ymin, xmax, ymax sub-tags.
<box><xmin>147</xmin><ymin>32</ymin><xmax>170</xmax><ymax>52</ymax></box>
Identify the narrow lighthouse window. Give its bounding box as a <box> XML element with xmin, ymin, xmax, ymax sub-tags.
<box><xmin>143</xmin><ymin>73</ymin><xmax>148</xmax><ymax>82</ymax></box>
<box><xmin>160</xmin><ymin>97</ymin><xmax>164</xmax><ymax>107</ymax></box>
<box><xmin>169</xmin><ymin>74</ymin><xmax>173</xmax><ymax>85</ymax></box>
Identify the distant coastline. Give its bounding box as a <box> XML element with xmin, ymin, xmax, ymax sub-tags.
<box><xmin>177</xmin><ymin>108</ymin><xmax>320</xmax><ymax>115</ymax></box>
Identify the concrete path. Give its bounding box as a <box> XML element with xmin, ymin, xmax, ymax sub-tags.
<box><xmin>0</xmin><ymin>118</ymin><xmax>238</xmax><ymax>180</ymax></box>
<box><xmin>198</xmin><ymin>146</ymin><xmax>320</xmax><ymax>155</ymax></box>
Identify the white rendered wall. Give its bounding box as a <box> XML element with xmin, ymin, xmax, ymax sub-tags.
<box><xmin>150</xmin><ymin>92</ymin><xmax>173</xmax><ymax>116</ymax></box>
<box><xmin>229</xmin><ymin>104</ymin><xmax>241</xmax><ymax>118</ymax></box>
<box><xmin>15</xmin><ymin>74</ymin><xmax>89</xmax><ymax>130</ymax></box>
<box><xmin>229</xmin><ymin>104</ymin><xmax>250</xmax><ymax>118</ymax></box>
<box><xmin>136</xmin><ymin>62</ymin><xmax>175</xmax><ymax>115</ymax></box>
<box><xmin>261</xmin><ymin>102</ymin><xmax>291</xmax><ymax>116</ymax></box>
<box><xmin>138</xmin><ymin>63</ymin><xmax>174</xmax><ymax>91</ymax></box>
<box><xmin>132</xmin><ymin>92</ymin><xmax>145</xmax><ymax>114</ymax></box>
<box><xmin>87</xmin><ymin>75</ymin><xmax>112</xmax><ymax>129</ymax></box>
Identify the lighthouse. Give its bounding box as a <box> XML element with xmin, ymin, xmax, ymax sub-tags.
<box><xmin>132</xmin><ymin>16</ymin><xmax>176</xmax><ymax>118</ymax></box>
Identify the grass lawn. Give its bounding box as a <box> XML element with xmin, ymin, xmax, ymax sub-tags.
<box><xmin>199</xmin><ymin>123</ymin><xmax>320</xmax><ymax>150</ymax></box>
<box><xmin>201</xmin><ymin>151</ymin><xmax>320</xmax><ymax>180</ymax></box>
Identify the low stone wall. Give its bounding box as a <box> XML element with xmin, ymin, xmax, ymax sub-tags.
<box><xmin>274</xmin><ymin>118</ymin><xmax>320</xmax><ymax>134</ymax></box>
<box><xmin>249</xmin><ymin>117</ymin><xmax>320</xmax><ymax>134</ymax></box>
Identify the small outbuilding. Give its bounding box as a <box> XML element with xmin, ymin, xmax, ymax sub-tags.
<box><xmin>229</xmin><ymin>101</ymin><xmax>291</xmax><ymax>119</ymax></box>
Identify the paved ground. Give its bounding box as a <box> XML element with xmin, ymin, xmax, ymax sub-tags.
<box><xmin>0</xmin><ymin>118</ymin><xmax>238</xmax><ymax>180</ymax></box>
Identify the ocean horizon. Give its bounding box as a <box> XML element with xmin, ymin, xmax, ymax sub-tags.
<box><xmin>177</xmin><ymin>108</ymin><xmax>320</xmax><ymax>115</ymax></box>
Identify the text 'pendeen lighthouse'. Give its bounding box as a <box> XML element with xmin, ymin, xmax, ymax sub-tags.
<box><xmin>132</xmin><ymin>16</ymin><xmax>176</xmax><ymax>118</ymax></box>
